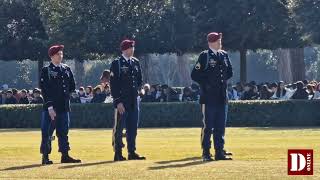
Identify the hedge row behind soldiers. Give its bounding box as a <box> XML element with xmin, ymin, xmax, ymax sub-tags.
<box><xmin>39</xmin><ymin>31</ymin><xmax>233</xmax><ymax>165</ymax></box>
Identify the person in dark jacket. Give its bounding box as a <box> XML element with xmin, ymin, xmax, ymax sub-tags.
<box><xmin>191</xmin><ymin>32</ymin><xmax>233</xmax><ymax>161</ymax></box>
<box><xmin>110</xmin><ymin>39</ymin><xmax>146</xmax><ymax>161</ymax></box>
<box><xmin>5</xmin><ymin>90</ymin><xmax>17</xmax><ymax>104</ymax></box>
<box><xmin>39</xmin><ymin>44</ymin><xmax>81</xmax><ymax>165</ymax></box>
<box><xmin>291</xmin><ymin>81</ymin><xmax>309</xmax><ymax>100</ymax></box>
<box><xmin>19</xmin><ymin>89</ymin><xmax>29</xmax><ymax>104</ymax></box>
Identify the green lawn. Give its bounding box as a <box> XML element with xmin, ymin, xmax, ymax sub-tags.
<box><xmin>0</xmin><ymin>128</ymin><xmax>319</xmax><ymax>179</ymax></box>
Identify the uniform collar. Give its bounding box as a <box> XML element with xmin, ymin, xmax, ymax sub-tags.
<box><xmin>122</xmin><ymin>54</ymin><xmax>131</xmax><ymax>62</ymax></box>
<box><xmin>209</xmin><ymin>48</ymin><xmax>219</xmax><ymax>55</ymax></box>
<box><xmin>50</xmin><ymin>62</ymin><xmax>62</xmax><ymax>68</ymax></box>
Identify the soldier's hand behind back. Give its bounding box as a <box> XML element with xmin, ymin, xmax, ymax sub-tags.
<box><xmin>48</xmin><ymin>108</ymin><xmax>57</xmax><ymax>121</ymax></box>
<box><xmin>117</xmin><ymin>103</ymin><xmax>126</xmax><ymax>115</ymax></box>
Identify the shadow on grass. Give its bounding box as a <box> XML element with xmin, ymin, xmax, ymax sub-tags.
<box><xmin>149</xmin><ymin>157</ymin><xmax>209</xmax><ymax>170</ymax></box>
<box><xmin>155</xmin><ymin>157</ymin><xmax>201</xmax><ymax>164</ymax></box>
<box><xmin>0</xmin><ymin>129</ymin><xmax>38</xmax><ymax>133</ymax></box>
<box><xmin>247</xmin><ymin>127</ymin><xmax>320</xmax><ymax>131</ymax></box>
<box><xmin>59</xmin><ymin>160</ymin><xmax>115</xmax><ymax>169</ymax></box>
<box><xmin>1</xmin><ymin>164</ymin><xmax>43</xmax><ymax>171</ymax></box>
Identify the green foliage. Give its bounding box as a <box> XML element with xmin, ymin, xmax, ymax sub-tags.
<box><xmin>293</xmin><ymin>0</ymin><xmax>320</xmax><ymax>44</ymax></box>
<box><xmin>1</xmin><ymin>101</ymin><xmax>320</xmax><ymax>128</ymax></box>
<box><xmin>0</xmin><ymin>0</ymin><xmax>48</xmax><ymax>61</ymax></box>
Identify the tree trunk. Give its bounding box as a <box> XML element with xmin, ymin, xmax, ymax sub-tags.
<box><xmin>74</xmin><ymin>59</ymin><xmax>84</xmax><ymax>87</ymax></box>
<box><xmin>274</xmin><ymin>49</ymin><xmax>293</xmax><ymax>83</ymax></box>
<box><xmin>137</xmin><ymin>54</ymin><xmax>150</xmax><ymax>84</ymax></box>
<box><xmin>38</xmin><ymin>59</ymin><xmax>44</xmax><ymax>87</ymax></box>
<box><xmin>176</xmin><ymin>53</ymin><xmax>192</xmax><ymax>86</ymax></box>
<box><xmin>290</xmin><ymin>48</ymin><xmax>305</xmax><ymax>82</ymax></box>
<box><xmin>240</xmin><ymin>49</ymin><xmax>247</xmax><ymax>83</ymax></box>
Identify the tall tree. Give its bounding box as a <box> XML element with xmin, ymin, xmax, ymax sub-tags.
<box><xmin>0</xmin><ymin>0</ymin><xmax>48</xmax><ymax>85</ymax></box>
<box><xmin>187</xmin><ymin>0</ymin><xmax>304</xmax><ymax>83</ymax></box>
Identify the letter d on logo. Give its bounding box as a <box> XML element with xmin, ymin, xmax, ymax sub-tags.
<box><xmin>288</xmin><ymin>149</ymin><xmax>313</xmax><ymax>175</ymax></box>
<box><xmin>290</xmin><ymin>153</ymin><xmax>306</xmax><ymax>171</ymax></box>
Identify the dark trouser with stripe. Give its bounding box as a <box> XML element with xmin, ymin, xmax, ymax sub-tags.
<box><xmin>40</xmin><ymin>111</ymin><xmax>70</xmax><ymax>154</ymax></box>
<box><xmin>201</xmin><ymin>103</ymin><xmax>226</xmax><ymax>151</ymax></box>
<box><xmin>112</xmin><ymin>107</ymin><xmax>139</xmax><ymax>153</ymax></box>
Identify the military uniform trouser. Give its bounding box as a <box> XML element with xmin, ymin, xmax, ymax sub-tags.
<box><xmin>40</xmin><ymin>111</ymin><xmax>70</xmax><ymax>155</ymax></box>
<box><xmin>112</xmin><ymin>106</ymin><xmax>139</xmax><ymax>153</ymax></box>
<box><xmin>200</xmin><ymin>103</ymin><xmax>226</xmax><ymax>151</ymax></box>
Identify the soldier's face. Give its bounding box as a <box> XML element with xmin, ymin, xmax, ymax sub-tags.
<box><xmin>123</xmin><ymin>47</ymin><xmax>134</xmax><ymax>57</ymax></box>
<box><xmin>52</xmin><ymin>51</ymin><xmax>63</xmax><ymax>64</ymax></box>
<box><xmin>209</xmin><ymin>39</ymin><xmax>222</xmax><ymax>50</ymax></box>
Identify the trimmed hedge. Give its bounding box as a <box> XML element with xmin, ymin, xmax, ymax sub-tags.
<box><xmin>0</xmin><ymin>100</ymin><xmax>320</xmax><ymax>128</ymax></box>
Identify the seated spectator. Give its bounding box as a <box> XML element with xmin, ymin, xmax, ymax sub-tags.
<box><xmin>291</xmin><ymin>81</ymin><xmax>308</xmax><ymax>100</ymax></box>
<box><xmin>269</xmin><ymin>82</ymin><xmax>278</xmax><ymax>95</ymax></box>
<box><xmin>182</xmin><ymin>87</ymin><xmax>194</xmax><ymax>102</ymax></box>
<box><xmin>30</xmin><ymin>88</ymin><xmax>44</xmax><ymax>104</ymax></box>
<box><xmin>0</xmin><ymin>90</ymin><xmax>3</xmax><ymax>104</ymax></box>
<box><xmin>19</xmin><ymin>89</ymin><xmax>29</xmax><ymax>104</ymax></box>
<box><xmin>260</xmin><ymin>85</ymin><xmax>273</xmax><ymax>100</ymax></box>
<box><xmin>85</xmin><ymin>86</ymin><xmax>93</xmax><ymax>97</ymax></box>
<box><xmin>12</xmin><ymin>88</ymin><xmax>20</xmax><ymax>102</ymax></box>
<box><xmin>100</xmin><ymin>69</ymin><xmax>110</xmax><ymax>88</ymax></box>
<box><xmin>235</xmin><ymin>82</ymin><xmax>244</xmax><ymax>99</ymax></box>
<box><xmin>191</xmin><ymin>83</ymin><xmax>200</xmax><ymax>101</ymax></box>
<box><xmin>155</xmin><ymin>85</ymin><xmax>162</xmax><ymax>102</ymax></box>
<box><xmin>313</xmin><ymin>83</ymin><xmax>320</xmax><ymax>99</ymax></box>
<box><xmin>70</xmin><ymin>91</ymin><xmax>81</xmax><ymax>103</ymax></box>
<box><xmin>91</xmin><ymin>85</ymin><xmax>106</xmax><ymax>103</ymax></box>
<box><xmin>227</xmin><ymin>84</ymin><xmax>239</xmax><ymax>100</ymax></box>
<box><xmin>271</xmin><ymin>81</ymin><xmax>294</xmax><ymax>100</ymax></box>
<box><xmin>5</xmin><ymin>90</ymin><xmax>17</xmax><ymax>104</ymax></box>
<box><xmin>141</xmin><ymin>84</ymin><xmax>156</xmax><ymax>102</ymax></box>
<box><xmin>306</xmin><ymin>84</ymin><xmax>315</xmax><ymax>100</ymax></box>
<box><xmin>241</xmin><ymin>84</ymin><xmax>254</xmax><ymax>100</ymax></box>
<box><xmin>251</xmin><ymin>85</ymin><xmax>260</xmax><ymax>100</ymax></box>
<box><xmin>78</xmin><ymin>87</ymin><xmax>87</xmax><ymax>98</ymax></box>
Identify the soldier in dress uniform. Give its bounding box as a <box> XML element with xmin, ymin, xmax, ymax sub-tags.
<box><xmin>110</xmin><ymin>39</ymin><xmax>146</xmax><ymax>161</ymax></box>
<box><xmin>191</xmin><ymin>32</ymin><xmax>233</xmax><ymax>161</ymax></box>
<box><xmin>39</xmin><ymin>45</ymin><xmax>81</xmax><ymax>165</ymax></box>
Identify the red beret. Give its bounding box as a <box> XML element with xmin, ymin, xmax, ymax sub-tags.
<box><xmin>207</xmin><ymin>32</ymin><xmax>222</xmax><ymax>43</ymax></box>
<box><xmin>48</xmin><ymin>45</ymin><xmax>64</xmax><ymax>57</ymax></box>
<box><xmin>120</xmin><ymin>39</ymin><xmax>135</xmax><ymax>51</ymax></box>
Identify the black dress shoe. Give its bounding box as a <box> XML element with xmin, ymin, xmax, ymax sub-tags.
<box><xmin>223</xmin><ymin>150</ymin><xmax>233</xmax><ymax>156</ymax></box>
<box><xmin>202</xmin><ymin>149</ymin><xmax>214</xmax><ymax>162</ymax></box>
<box><xmin>114</xmin><ymin>152</ymin><xmax>126</xmax><ymax>161</ymax></box>
<box><xmin>42</xmin><ymin>155</ymin><xmax>53</xmax><ymax>165</ymax></box>
<box><xmin>61</xmin><ymin>155</ymin><xmax>81</xmax><ymax>163</ymax></box>
<box><xmin>128</xmin><ymin>152</ymin><xmax>146</xmax><ymax>160</ymax></box>
<box><xmin>215</xmin><ymin>151</ymin><xmax>233</xmax><ymax>161</ymax></box>
<box><xmin>202</xmin><ymin>154</ymin><xmax>214</xmax><ymax>162</ymax></box>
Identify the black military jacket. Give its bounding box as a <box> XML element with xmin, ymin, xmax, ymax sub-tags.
<box><xmin>40</xmin><ymin>63</ymin><xmax>75</xmax><ymax>112</ymax></box>
<box><xmin>191</xmin><ymin>49</ymin><xmax>233</xmax><ymax>105</ymax></box>
<box><xmin>110</xmin><ymin>55</ymin><xmax>142</xmax><ymax>110</ymax></box>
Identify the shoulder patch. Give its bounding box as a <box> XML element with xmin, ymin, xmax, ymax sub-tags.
<box><xmin>132</xmin><ymin>57</ymin><xmax>139</xmax><ymax>62</ymax></box>
<box><xmin>218</xmin><ymin>49</ymin><xmax>227</xmax><ymax>54</ymax></box>
<box><xmin>195</xmin><ymin>62</ymin><xmax>201</xmax><ymax>70</ymax></box>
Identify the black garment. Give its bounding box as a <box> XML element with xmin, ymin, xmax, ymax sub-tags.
<box><xmin>5</xmin><ymin>96</ymin><xmax>17</xmax><ymax>104</ymax></box>
<box><xmin>141</xmin><ymin>93</ymin><xmax>156</xmax><ymax>102</ymax></box>
<box><xmin>40</xmin><ymin>63</ymin><xmax>75</xmax><ymax>112</ymax></box>
<box><xmin>182</xmin><ymin>94</ymin><xmax>194</xmax><ymax>102</ymax></box>
<box><xmin>19</xmin><ymin>97</ymin><xmax>29</xmax><ymax>104</ymax></box>
<box><xmin>30</xmin><ymin>97</ymin><xmax>44</xmax><ymax>104</ymax></box>
<box><xmin>110</xmin><ymin>56</ymin><xmax>142</xmax><ymax>110</ymax></box>
<box><xmin>91</xmin><ymin>93</ymin><xmax>106</xmax><ymax>103</ymax></box>
<box><xmin>70</xmin><ymin>96</ymin><xmax>81</xmax><ymax>103</ymax></box>
<box><xmin>292</xmin><ymin>88</ymin><xmax>309</xmax><ymax>100</ymax></box>
<box><xmin>191</xmin><ymin>49</ymin><xmax>233</xmax><ymax>105</ymax></box>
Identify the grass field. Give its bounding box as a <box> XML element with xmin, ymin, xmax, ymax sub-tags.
<box><xmin>0</xmin><ymin>128</ymin><xmax>319</xmax><ymax>179</ymax></box>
